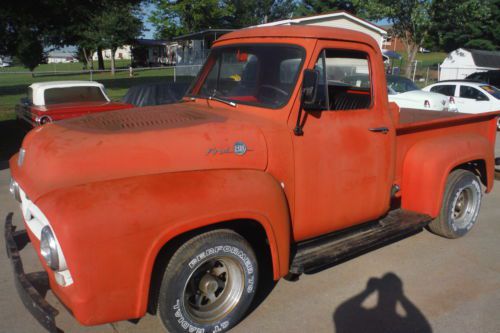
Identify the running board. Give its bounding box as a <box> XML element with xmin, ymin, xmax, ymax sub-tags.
<box><xmin>289</xmin><ymin>209</ymin><xmax>432</xmax><ymax>275</ymax></box>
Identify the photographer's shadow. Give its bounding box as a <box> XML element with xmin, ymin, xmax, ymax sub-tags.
<box><xmin>333</xmin><ymin>272</ymin><xmax>432</xmax><ymax>333</ymax></box>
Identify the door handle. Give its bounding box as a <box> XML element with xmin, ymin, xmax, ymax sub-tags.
<box><xmin>368</xmin><ymin>127</ymin><xmax>390</xmax><ymax>134</ymax></box>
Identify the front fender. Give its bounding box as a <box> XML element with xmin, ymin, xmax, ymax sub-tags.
<box><xmin>401</xmin><ymin>133</ymin><xmax>494</xmax><ymax>217</ymax></box>
<box><xmin>36</xmin><ymin>169</ymin><xmax>291</xmax><ymax>325</ymax></box>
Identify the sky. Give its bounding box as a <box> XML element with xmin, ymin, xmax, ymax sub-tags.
<box><xmin>141</xmin><ymin>2</ymin><xmax>157</xmax><ymax>39</ymax></box>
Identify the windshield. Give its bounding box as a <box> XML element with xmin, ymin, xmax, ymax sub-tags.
<box><xmin>387</xmin><ymin>76</ymin><xmax>419</xmax><ymax>93</ymax></box>
<box><xmin>481</xmin><ymin>85</ymin><xmax>500</xmax><ymax>99</ymax></box>
<box><xmin>190</xmin><ymin>44</ymin><xmax>305</xmax><ymax>108</ymax></box>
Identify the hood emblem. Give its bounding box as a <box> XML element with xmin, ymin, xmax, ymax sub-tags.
<box><xmin>207</xmin><ymin>141</ymin><xmax>250</xmax><ymax>156</ymax></box>
<box><xmin>233</xmin><ymin>141</ymin><xmax>247</xmax><ymax>156</ymax></box>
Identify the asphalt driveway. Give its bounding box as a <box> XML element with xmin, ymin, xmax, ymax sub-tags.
<box><xmin>1</xmin><ymin>128</ymin><xmax>499</xmax><ymax>333</ymax></box>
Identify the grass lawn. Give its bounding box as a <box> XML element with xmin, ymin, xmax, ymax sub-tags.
<box><xmin>0</xmin><ymin>60</ymin><xmax>191</xmax><ymax>121</ymax></box>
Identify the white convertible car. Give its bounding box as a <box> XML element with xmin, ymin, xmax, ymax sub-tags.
<box><xmin>344</xmin><ymin>75</ymin><xmax>451</xmax><ymax>112</ymax></box>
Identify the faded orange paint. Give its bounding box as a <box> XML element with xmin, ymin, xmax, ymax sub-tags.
<box><xmin>8</xmin><ymin>26</ymin><xmax>500</xmax><ymax>326</ymax></box>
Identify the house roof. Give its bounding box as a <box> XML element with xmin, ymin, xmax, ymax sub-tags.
<box><xmin>466</xmin><ymin>49</ymin><xmax>500</xmax><ymax>68</ymax></box>
<box><xmin>134</xmin><ymin>39</ymin><xmax>168</xmax><ymax>46</ymax></box>
<box><xmin>255</xmin><ymin>10</ymin><xmax>387</xmax><ymax>35</ymax></box>
<box><xmin>47</xmin><ymin>51</ymin><xmax>76</xmax><ymax>58</ymax></box>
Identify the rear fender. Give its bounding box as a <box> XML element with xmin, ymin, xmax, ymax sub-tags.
<box><xmin>401</xmin><ymin>133</ymin><xmax>494</xmax><ymax>217</ymax></box>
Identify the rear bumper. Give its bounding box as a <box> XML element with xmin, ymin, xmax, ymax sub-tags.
<box><xmin>4</xmin><ymin>213</ymin><xmax>61</xmax><ymax>333</ymax></box>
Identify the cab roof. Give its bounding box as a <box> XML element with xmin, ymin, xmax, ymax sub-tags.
<box><xmin>216</xmin><ymin>26</ymin><xmax>379</xmax><ymax>50</ymax></box>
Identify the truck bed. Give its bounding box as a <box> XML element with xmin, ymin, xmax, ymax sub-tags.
<box><xmin>394</xmin><ymin>108</ymin><xmax>500</xmax><ymax>195</ymax></box>
<box><xmin>397</xmin><ymin>108</ymin><xmax>499</xmax><ymax>132</ymax></box>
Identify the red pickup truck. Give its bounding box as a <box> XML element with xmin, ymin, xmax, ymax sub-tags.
<box><xmin>6</xmin><ymin>26</ymin><xmax>500</xmax><ymax>333</ymax></box>
<box><xmin>15</xmin><ymin>81</ymin><xmax>133</xmax><ymax>127</ymax></box>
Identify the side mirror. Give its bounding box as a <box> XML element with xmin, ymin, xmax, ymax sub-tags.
<box><xmin>294</xmin><ymin>69</ymin><xmax>320</xmax><ymax>136</ymax></box>
<box><xmin>301</xmin><ymin>69</ymin><xmax>319</xmax><ymax>104</ymax></box>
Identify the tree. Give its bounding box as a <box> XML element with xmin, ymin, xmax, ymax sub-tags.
<box><xmin>16</xmin><ymin>29</ymin><xmax>45</xmax><ymax>73</ymax></box>
<box><xmin>295</xmin><ymin>0</ymin><xmax>359</xmax><ymax>16</ymax></box>
<box><xmin>151</xmin><ymin>0</ymin><xmax>298</xmax><ymax>39</ymax></box>
<box><xmin>88</xmin><ymin>3</ymin><xmax>143</xmax><ymax>75</ymax></box>
<box><xmin>0</xmin><ymin>0</ymin><xmax>143</xmax><ymax>71</ymax></box>
<box><xmin>429</xmin><ymin>0</ymin><xmax>498</xmax><ymax>52</ymax></box>
<box><xmin>351</xmin><ymin>0</ymin><xmax>432</xmax><ymax>77</ymax></box>
<box><xmin>151</xmin><ymin>0</ymin><xmax>235</xmax><ymax>39</ymax></box>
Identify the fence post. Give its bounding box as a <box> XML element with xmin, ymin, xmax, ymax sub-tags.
<box><xmin>174</xmin><ymin>66</ymin><xmax>176</xmax><ymax>83</ymax></box>
<box><xmin>425</xmin><ymin>67</ymin><xmax>429</xmax><ymax>86</ymax></box>
<box><xmin>90</xmin><ymin>69</ymin><xmax>93</xmax><ymax>81</ymax></box>
<box><xmin>412</xmin><ymin>60</ymin><xmax>418</xmax><ymax>82</ymax></box>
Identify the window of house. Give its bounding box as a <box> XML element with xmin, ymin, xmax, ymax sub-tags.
<box><xmin>312</xmin><ymin>49</ymin><xmax>372</xmax><ymax>111</ymax></box>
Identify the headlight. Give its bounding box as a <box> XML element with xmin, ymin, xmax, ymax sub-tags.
<box><xmin>9</xmin><ymin>178</ymin><xmax>21</xmax><ymax>202</ymax></box>
<box><xmin>40</xmin><ymin>226</ymin><xmax>59</xmax><ymax>271</ymax></box>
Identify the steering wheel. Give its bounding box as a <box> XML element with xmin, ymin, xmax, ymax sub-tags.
<box><xmin>259</xmin><ymin>84</ymin><xmax>289</xmax><ymax>98</ymax></box>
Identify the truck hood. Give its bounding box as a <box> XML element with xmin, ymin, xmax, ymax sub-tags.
<box><xmin>11</xmin><ymin>103</ymin><xmax>268</xmax><ymax>201</ymax></box>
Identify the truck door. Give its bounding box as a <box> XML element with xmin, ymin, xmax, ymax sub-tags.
<box><xmin>290</xmin><ymin>41</ymin><xmax>395</xmax><ymax>241</ymax></box>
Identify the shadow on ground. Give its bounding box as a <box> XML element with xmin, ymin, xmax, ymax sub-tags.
<box><xmin>333</xmin><ymin>272</ymin><xmax>432</xmax><ymax>333</ymax></box>
<box><xmin>0</xmin><ymin>120</ymin><xmax>26</xmax><ymax>170</ymax></box>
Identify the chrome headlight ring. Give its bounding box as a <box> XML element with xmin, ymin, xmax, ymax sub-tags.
<box><xmin>40</xmin><ymin>226</ymin><xmax>60</xmax><ymax>271</ymax></box>
<box><xmin>9</xmin><ymin>178</ymin><xmax>21</xmax><ymax>203</ymax></box>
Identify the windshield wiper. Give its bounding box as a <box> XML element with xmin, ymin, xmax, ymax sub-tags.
<box><xmin>208</xmin><ymin>95</ymin><xmax>237</xmax><ymax>107</ymax></box>
<box><xmin>208</xmin><ymin>90</ymin><xmax>237</xmax><ymax>107</ymax></box>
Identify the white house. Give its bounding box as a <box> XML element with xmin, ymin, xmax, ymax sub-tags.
<box><xmin>92</xmin><ymin>45</ymin><xmax>132</xmax><ymax>61</ymax></box>
<box><xmin>439</xmin><ymin>48</ymin><xmax>500</xmax><ymax>81</ymax></box>
<box><xmin>255</xmin><ymin>11</ymin><xmax>387</xmax><ymax>50</ymax></box>
<box><xmin>47</xmin><ymin>51</ymin><xmax>78</xmax><ymax>64</ymax></box>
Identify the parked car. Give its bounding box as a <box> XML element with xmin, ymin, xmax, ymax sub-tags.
<box><xmin>343</xmin><ymin>74</ymin><xmax>451</xmax><ymax>111</ymax></box>
<box><xmin>15</xmin><ymin>81</ymin><xmax>134</xmax><ymax>127</ymax></box>
<box><xmin>423</xmin><ymin>80</ymin><xmax>500</xmax><ymax>130</ymax></box>
<box><xmin>465</xmin><ymin>70</ymin><xmax>500</xmax><ymax>89</ymax></box>
<box><xmin>6</xmin><ymin>26</ymin><xmax>500</xmax><ymax>333</ymax></box>
<box><xmin>122</xmin><ymin>82</ymin><xmax>191</xmax><ymax>107</ymax></box>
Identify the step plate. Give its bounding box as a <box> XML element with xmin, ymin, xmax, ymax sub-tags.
<box><xmin>290</xmin><ymin>209</ymin><xmax>432</xmax><ymax>274</ymax></box>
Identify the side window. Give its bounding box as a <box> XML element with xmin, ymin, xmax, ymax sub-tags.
<box><xmin>313</xmin><ymin>49</ymin><xmax>372</xmax><ymax>111</ymax></box>
<box><xmin>460</xmin><ymin>86</ymin><xmax>489</xmax><ymax>101</ymax></box>
<box><xmin>430</xmin><ymin>85</ymin><xmax>455</xmax><ymax>97</ymax></box>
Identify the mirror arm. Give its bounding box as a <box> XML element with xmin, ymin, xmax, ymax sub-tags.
<box><xmin>293</xmin><ymin>92</ymin><xmax>305</xmax><ymax>136</ymax></box>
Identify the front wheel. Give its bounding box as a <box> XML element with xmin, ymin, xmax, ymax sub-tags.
<box><xmin>428</xmin><ymin>169</ymin><xmax>482</xmax><ymax>238</ymax></box>
<box><xmin>157</xmin><ymin>230</ymin><xmax>258</xmax><ymax>333</ymax></box>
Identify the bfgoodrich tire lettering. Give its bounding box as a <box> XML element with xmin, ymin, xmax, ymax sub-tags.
<box><xmin>158</xmin><ymin>230</ymin><xmax>258</xmax><ymax>333</ymax></box>
<box><xmin>428</xmin><ymin>169</ymin><xmax>482</xmax><ymax>238</ymax></box>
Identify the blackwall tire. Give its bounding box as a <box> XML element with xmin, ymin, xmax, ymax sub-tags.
<box><xmin>157</xmin><ymin>229</ymin><xmax>258</xmax><ymax>333</ymax></box>
<box><xmin>428</xmin><ymin>169</ymin><xmax>482</xmax><ymax>239</ymax></box>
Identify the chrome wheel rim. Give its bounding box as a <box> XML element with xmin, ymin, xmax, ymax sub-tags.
<box><xmin>451</xmin><ymin>186</ymin><xmax>479</xmax><ymax>229</ymax></box>
<box><xmin>183</xmin><ymin>257</ymin><xmax>245</xmax><ymax>323</ymax></box>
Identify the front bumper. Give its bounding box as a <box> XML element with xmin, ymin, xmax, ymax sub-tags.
<box><xmin>4</xmin><ymin>213</ymin><xmax>61</xmax><ymax>333</ymax></box>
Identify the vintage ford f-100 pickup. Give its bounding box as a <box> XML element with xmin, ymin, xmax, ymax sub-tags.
<box><xmin>6</xmin><ymin>26</ymin><xmax>500</xmax><ymax>333</ymax></box>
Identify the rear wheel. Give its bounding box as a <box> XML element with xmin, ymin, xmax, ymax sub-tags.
<box><xmin>157</xmin><ymin>230</ymin><xmax>258</xmax><ymax>333</ymax></box>
<box><xmin>428</xmin><ymin>169</ymin><xmax>482</xmax><ymax>238</ymax></box>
